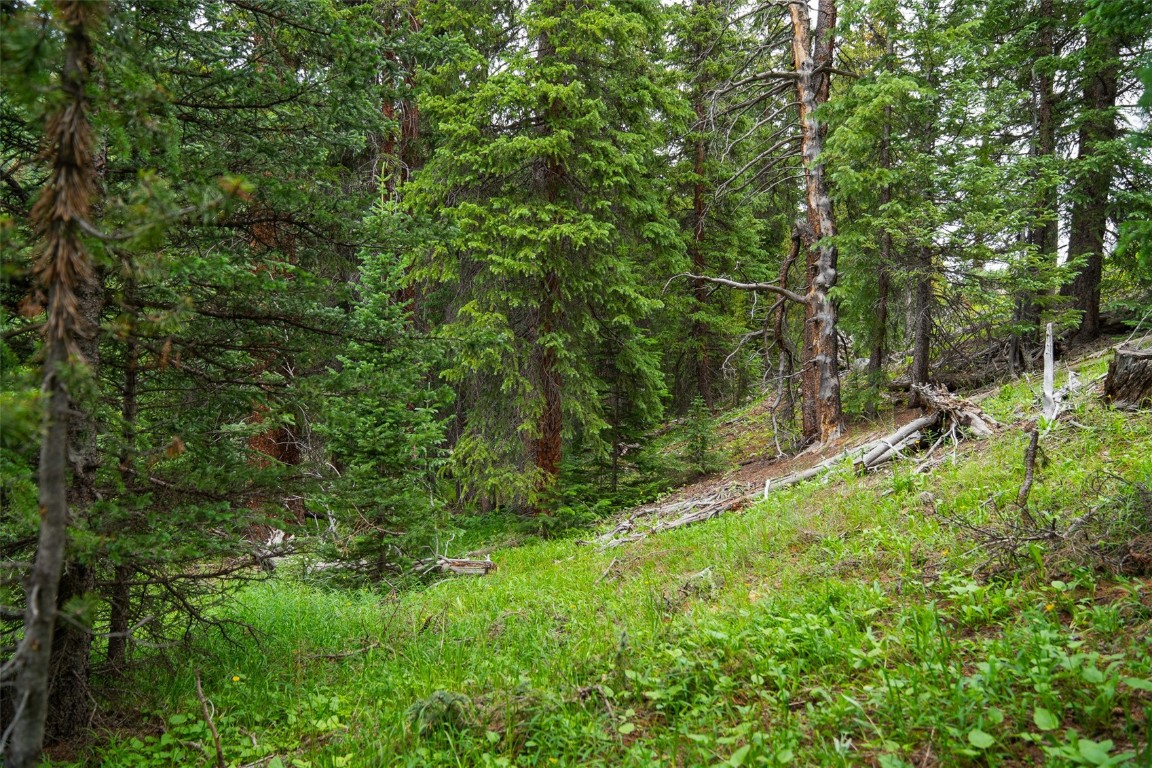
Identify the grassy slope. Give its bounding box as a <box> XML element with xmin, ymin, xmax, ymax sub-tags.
<box><xmin>83</xmin><ymin>364</ymin><xmax>1152</xmax><ymax>768</ymax></box>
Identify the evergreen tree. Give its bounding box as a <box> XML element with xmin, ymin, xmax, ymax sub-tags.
<box><xmin>1</xmin><ymin>0</ymin><xmax>444</xmax><ymax>745</ymax></box>
<box><xmin>410</xmin><ymin>0</ymin><xmax>680</xmax><ymax>513</ymax></box>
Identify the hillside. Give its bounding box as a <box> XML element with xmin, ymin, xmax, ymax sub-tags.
<box><xmin>67</xmin><ymin>351</ymin><xmax>1152</xmax><ymax>768</ymax></box>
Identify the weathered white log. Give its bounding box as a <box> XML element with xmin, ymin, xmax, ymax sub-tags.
<box><xmin>1042</xmin><ymin>323</ymin><xmax>1058</xmax><ymax>421</ymax></box>
<box><xmin>858</xmin><ymin>414</ymin><xmax>939</xmax><ymax>468</ymax></box>
<box><xmin>911</xmin><ymin>385</ymin><xmax>997</xmax><ymax>437</ymax></box>
<box><xmin>865</xmin><ymin>431</ymin><xmax>921</xmax><ymax>468</ymax></box>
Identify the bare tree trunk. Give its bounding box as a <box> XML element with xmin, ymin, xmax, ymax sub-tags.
<box><xmin>691</xmin><ymin>120</ymin><xmax>713</xmax><ymax>409</ymax></box>
<box><xmin>790</xmin><ymin>0</ymin><xmax>843</xmax><ymax>443</ymax></box>
<box><xmin>1064</xmin><ymin>30</ymin><xmax>1119</xmax><ymax>343</ymax></box>
<box><xmin>866</xmin><ymin>102</ymin><xmax>893</xmax><ymax>417</ymax></box>
<box><xmin>9</xmin><ymin>3</ymin><xmax>102</xmax><ymax>764</ymax></box>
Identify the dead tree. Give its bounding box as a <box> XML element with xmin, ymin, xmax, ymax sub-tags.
<box><xmin>5</xmin><ymin>3</ymin><xmax>103</xmax><ymax>765</ymax></box>
<box><xmin>789</xmin><ymin>0</ymin><xmax>845</xmax><ymax>443</ymax></box>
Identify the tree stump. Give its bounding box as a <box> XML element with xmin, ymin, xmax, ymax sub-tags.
<box><xmin>1104</xmin><ymin>347</ymin><xmax>1152</xmax><ymax>408</ymax></box>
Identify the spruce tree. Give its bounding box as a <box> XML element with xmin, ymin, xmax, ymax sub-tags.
<box><xmin>410</xmin><ymin>0</ymin><xmax>680</xmax><ymax>513</ymax></box>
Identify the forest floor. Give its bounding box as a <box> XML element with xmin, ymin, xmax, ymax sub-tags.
<box><xmin>64</xmin><ymin>347</ymin><xmax>1152</xmax><ymax>768</ymax></box>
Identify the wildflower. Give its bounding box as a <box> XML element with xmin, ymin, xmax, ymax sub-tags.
<box><xmin>941</xmin><ymin>550</ymin><xmax>949</xmax><ymax>557</ymax></box>
<box><xmin>232</xmin><ymin>676</ymin><xmax>241</xmax><ymax>682</ymax></box>
<box><xmin>1044</xmin><ymin>603</ymin><xmax>1055</xmax><ymax>612</ymax></box>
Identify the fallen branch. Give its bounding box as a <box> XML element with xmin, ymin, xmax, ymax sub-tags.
<box><xmin>415</xmin><ymin>556</ymin><xmax>497</xmax><ymax>576</ymax></box>
<box><xmin>307</xmin><ymin>642</ymin><xmax>381</xmax><ymax>661</ymax></box>
<box><xmin>195</xmin><ymin>670</ymin><xmax>225</xmax><ymax>768</ymax></box>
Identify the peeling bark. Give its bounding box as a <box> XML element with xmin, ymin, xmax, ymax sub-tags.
<box><xmin>790</xmin><ymin>0</ymin><xmax>843</xmax><ymax>443</ymax></box>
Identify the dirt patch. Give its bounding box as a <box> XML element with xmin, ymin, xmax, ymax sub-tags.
<box><xmin>616</xmin><ymin>408</ymin><xmax>925</xmax><ymax>524</ymax></box>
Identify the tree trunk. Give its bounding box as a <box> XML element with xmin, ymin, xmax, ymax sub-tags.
<box><xmin>911</xmin><ymin>248</ymin><xmax>932</xmax><ymax>396</ymax></box>
<box><xmin>530</xmin><ymin>24</ymin><xmax>563</xmax><ymax>515</ymax></box>
<box><xmin>105</xmin><ymin>564</ymin><xmax>132</xmax><ymax>670</ymax></box>
<box><xmin>691</xmin><ymin>117</ymin><xmax>713</xmax><ymax>409</ymax></box>
<box><xmin>10</xmin><ymin>3</ymin><xmax>102</xmax><ymax>764</ymax></box>
<box><xmin>1064</xmin><ymin>30</ymin><xmax>1119</xmax><ymax>342</ymax></box>
<box><xmin>533</xmin><ymin>272</ymin><xmax>563</xmax><ymax>515</ymax></box>
<box><xmin>790</xmin><ymin>0</ymin><xmax>843</xmax><ymax>443</ymax></box>
<box><xmin>1104</xmin><ymin>348</ymin><xmax>1152</xmax><ymax>408</ymax></box>
<box><xmin>107</xmin><ymin>290</ymin><xmax>138</xmax><ymax>671</ymax></box>
<box><xmin>1014</xmin><ymin>0</ymin><xmax>1058</xmax><ymax>369</ymax></box>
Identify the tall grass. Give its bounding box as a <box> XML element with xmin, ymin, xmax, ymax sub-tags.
<box><xmin>73</xmin><ymin>383</ymin><xmax>1152</xmax><ymax>768</ymax></box>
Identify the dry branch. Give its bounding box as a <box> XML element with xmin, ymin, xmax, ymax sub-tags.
<box><xmin>195</xmin><ymin>670</ymin><xmax>225</xmax><ymax>768</ymax></box>
<box><xmin>415</xmin><ymin>556</ymin><xmax>497</xmax><ymax>576</ymax></box>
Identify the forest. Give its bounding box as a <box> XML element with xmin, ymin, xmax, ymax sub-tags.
<box><xmin>1</xmin><ymin>0</ymin><xmax>1152</xmax><ymax>765</ymax></box>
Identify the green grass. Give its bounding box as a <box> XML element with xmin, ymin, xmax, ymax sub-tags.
<box><xmin>69</xmin><ymin>395</ymin><xmax>1152</xmax><ymax>767</ymax></box>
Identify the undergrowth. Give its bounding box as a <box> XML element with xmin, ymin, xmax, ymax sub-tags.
<box><xmin>60</xmin><ymin>380</ymin><xmax>1152</xmax><ymax>768</ymax></box>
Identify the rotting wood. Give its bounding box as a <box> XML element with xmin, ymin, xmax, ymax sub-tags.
<box><xmin>1104</xmin><ymin>346</ymin><xmax>1152</xmax><ymax>408</ymax></box>
<box><xmin>910</xmin><ymin>385</ymin><xmax>997</xmax><ymax>437</ymax></box>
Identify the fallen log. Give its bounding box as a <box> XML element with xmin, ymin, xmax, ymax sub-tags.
<box><xmin>595</xmin><ymin>389</ymin><xmax>996</xmax><ymax>549</ymax></box>
<box><xmin>865</xmin><ymin>430</ymin><xmax>923</xmax><ymax>468</ymax></box>
<box><xmin>858</xmin><ymin>414</ymin><xmax>940</xmax><ymax>468</ymax></box>
<box><xmin>416</xmin><ymin>556</ymin><xmax>497</xmax><ymax>576</ymax></box>
<box><xmin>911</xmin><ymin>385</ymin><xmax>997</xmax><ymax>437</ymax></box>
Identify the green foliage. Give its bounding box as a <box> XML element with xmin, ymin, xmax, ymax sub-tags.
<box><xmin>681</xmin><ymin>396</ymin><xmax>725</xmax><ymax>478</ymax></box>
<box><xmin>5</xmin><ymin>0</ymin><xmax>1152</xmax><ymax>759</ymax></box>
<box><xmin>409</xmin><ymin>0</ymin><xmax>679</xmax><ymax>509</ymax></box>
<box><xmin>408</xmin><ymin>690</ymin><xmax>473</xmax><ymax>737</ymax></box>
<box><xmin>65</xmin><ymin>396</ymin><xmax>1152</xmax><ymax>768</ymax></box>
<box><xmin>313</xmin><ymin>203</ymin><xmax>451</xmax><ymax>576</ymax></box>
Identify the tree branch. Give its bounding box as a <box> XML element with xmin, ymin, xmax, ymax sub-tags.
<box><xmin>667</xmin><ymin>273</ymin><xmax>806</xmax><ymax>305</ymax></box>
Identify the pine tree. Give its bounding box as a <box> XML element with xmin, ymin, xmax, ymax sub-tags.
<box><xmin>410</xmin><ymin>0</ymin><xmax>680</xmax><ymax>513</ymax></box>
